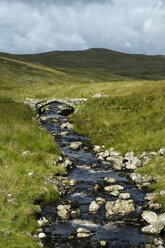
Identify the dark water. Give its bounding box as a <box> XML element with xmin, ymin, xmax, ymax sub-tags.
<box><xmin>40</xmin><ymin>103</ymin><xmax>156</xmax><ymax>248</ymax></box>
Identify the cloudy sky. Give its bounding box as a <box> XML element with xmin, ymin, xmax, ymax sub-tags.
<box><xmin>0</xmin><ymin>0</ymin><xmax>165</xmax><ymax>54</ymax></box>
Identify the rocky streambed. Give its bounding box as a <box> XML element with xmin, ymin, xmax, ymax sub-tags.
<box><xmin>35</xmin><ymin>101</ymin><xmax>165</xmax><ymax>248</ymax></box>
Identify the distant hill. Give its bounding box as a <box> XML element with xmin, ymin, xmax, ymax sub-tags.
<box><xmin>1</xmin><ymin>48</ymin><xmax>165</xmax><ymax>81</ymax></box>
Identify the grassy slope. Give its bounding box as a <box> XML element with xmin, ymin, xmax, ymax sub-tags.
<box><xmin>0</xmin><ymin>97</ymin><xmax>67</xmax><ymax>247</ymax></box>
<box><xmin>1</xmin><ymin>48</ymin><xmax>165</xmax><ymax>81</ymax></box>
<box><xmin>0</xmin><ymin>50</ymin><xmax>165</xmax><ymax>247</ymax></box>
<box><xmin>71</xmin><ymin>81</ymin><xmax>165</xmax><ymax>207</ymax></box>
<box><xmin>0</xmin><ymin>58</ymin><xmax>68</xmax><ymax>247</ymax></box>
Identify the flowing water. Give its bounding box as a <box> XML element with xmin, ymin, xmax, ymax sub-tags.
<box><xmin>39</xmin><ymin>102</ymin><xmax>157</xmax><ymax>248</ymax></box>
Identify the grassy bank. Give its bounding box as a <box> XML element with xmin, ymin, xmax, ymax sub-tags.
<box><xmin>0</xmin><ymin>52</ymin><xmax>165</xmax><ymax>247</ymax></box>
<box><xmin>71</xmin><ymin>80</ymin><xmax>165</xmax><ymax>207</ymax></box>
<box><xmin>0</xmin><ymin>97</ymin><xmax>65</xmax><ymax>247</ymax></box>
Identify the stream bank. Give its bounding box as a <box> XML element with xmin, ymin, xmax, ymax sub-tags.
<box><xmin>34</xmin><ymin>101</ymin><xmax>165</xmax><ymax>248</ymax></box>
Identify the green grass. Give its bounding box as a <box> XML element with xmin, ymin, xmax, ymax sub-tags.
<box><xmin>0</xmin><ymin>97</ymin><xmax>65</xmax><ymax>247</ymax></box>
<box><xmin>71</xmin><ymin>81</ymin><xmax>165</xmax><ymax>154</ymax></box>
<box><xmin>137</xmin><ymin>157</ymin><xmax>165</xmax><ymax>208</ymax></box>
<box><xmin>71</xmin><ymin>81</ymin><xmax>165</xmax><ymax>207</ymax></box>
<box><xmin>0</xmin><ymin>50</ymin><xmax>165</xmax><ymax>247</ymax></box>
<box><xmin>2</xmin><ymin>48</ymin><xmax>165</xmax><ymax>81</ymax></box>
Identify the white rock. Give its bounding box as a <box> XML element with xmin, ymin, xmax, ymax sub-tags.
<box><xmin>64</xmin><ymin>159</ymin><xmax>73</xmax><ymax>167</ymax></box>
<box><xmin>142</xmin><ymin>211</ymin><xmax>158</xmax><ymax>224</ymax></box>
<box><xmin>158</xmin><ymin>148</ymin><xmax>165</xmax><ymax>155</ymax></box>
<box><xmin>149</xmin><ymin>152</ymin><xmax>157</xmax><ymax>156</ymax></box>
<box><xmin>153</xmin><ymin>238</ymin><xmax>164</xmax><ymax>246</ymax></box>
<box><xmin>100</xmin><ymin>240</ymin><xmax>107</xmax><ymax>246</ymax></box>
<box><xmin>92</xmin><ymin>93</ymin><xmax>106</xmax><ymax>98</ymax></box>
<box><xmin>61</xmin><ymin>122</ymin><xmax>74</xmax><ymax>130</ymax></box>
<box><xmin>141</xmin><ymin>222</ymin><xmax>164</xmax><ymax>234</ymax></box>
<box><xmin>104</xmin><ymin>177</ymin><xmax>117</xmax><ymax>185</ymax></box>
<box><xmin>57</xmin><ymin>204</ymin><xmax>71</xmax><ymax>220</ymax></box>
<box><xmin>110</xmin><ymin>151</ymin><xmax>120</xmax><ymax>157</ymax></box>
<box><xmin>96</xmin><ymin>197</ymin><xmax>106</xmax><ymax>205</ymax></box>
<box><xmin>28</xmin><ymin>171</ymin><xmax>34</xmax><ymax>176</ymax></box>
<box><xmin>93</xmin><ymin>145</ymin><xmax>101</xmax><ymax>153</ymax></box>
<box><xmin>98</xmin><ymin>156</ymin><xmax>104</xmax><ymax>161</ymax></box>
<box><xmin>60</xmin><ymin>131</ymin><xmax>68</xmax><ymax>136</ymax></box>
<box><xmin>144</xmin><ymin>193</ymin><xmax>158</xmax><ymax>201</ymax></box>
<box><xmin>38</xmin><ymin>233</ymin><xmax>46</xmax><ymax>239</ymax></box>
<box><xmin>70</xmin><ymin>179</ymin><xmax>77</xmax><ymax>186</ymax></box>
<box><xmin>57</xmin><ymin>209</ymin><xmax>70</xmax><ymax>220</ymax></box>
<box><xmin>125</xmin><ymin>151</ymin><xmax>134</xmax><ymax>160</ymax></box>
<box><xmin>57</xmin><ymin>205</ymin><xmax>71</xmax><ymax>211</ymax></box>
<box><xmin>106</xmin><ymin>199</ymin><xmax>135</xmax><ymax>218</ymax></box>
<box><xmin>160</xmin><ymin>190</ymin><xmax>165</xmax><ymax>196</ymax></box>
<box><xmin>119</xmin><ymin>193</ymin><xmax>131</xmax><ymax>200</ymax></box>
<box><xmin>102</xmin><ymin>150</ymin><xmax>110</xmax><ymax>158</ymax></box>
<box><xmin>104</xmin><ymin>185</ymin><xmax>124</xmax><ymax>192</ymax></box>
<box><xmin>37</xmin><ymin>217</ymin><xmax>49</xmax><ymax>226</ymax></box>
<box><xmin>113</xmin><ymin>163</ymin><xmax>123</xmax><ymax>171</ymax></box>
<box><xmin>70</xmin><ymin>142</ymin><xmax>82</xmax><ymax>150</ymax></box>
<box><xmin>40</xmin><ymin>116</ymin><xmax>51</xmax><ymax>121</ymax></box>
<box><xmin>157</xmin><ymin>213</ymin><xmax>165</xmax><ymax>224</ymax></box>
<box><xmin>77</xmin><ymin>228</ymin><xmax>90</xmax><ymax>233</ymax></box>
<box><xmin>21</xmin><ymin>151</ymin><xmax>29</xmax><ymax>156</ymax></box>
<box><xmin>89</xmin><ymin>201</ymin><xmax>100</xmax><ymax>214</ymax></box>
<box><xmin>110</xmin><ymin>191</ymin><xmax>120</xmax><ymax>197</ymax></box>
<box><xmin>77</xmin><ymin>233</ymin><xmax>91</xmax><ymax>238</ymax></box>
<box><xmin>139</xmin><ymin>152</ymin><xmax>148</xmax><ymax>159</ymax></box>
<box><xmin>125</xmin><ymin>157</ymin><xmax>141</xmax><ymax>170</ymax></box>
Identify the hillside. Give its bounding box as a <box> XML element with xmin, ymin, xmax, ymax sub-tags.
<box><xmin>0</xmin><ymin>51</ymin><xmax>165</xmax><ymax>247</ymax></box>
<box><xmin>1</xmin><ymin>48</ymin><xmax>165</xmax><ymax>81</ymax></box>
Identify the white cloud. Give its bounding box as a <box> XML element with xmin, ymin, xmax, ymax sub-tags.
<box><xmin>0</xmin><ymin>0</ymin><xmax>165</xmax><ymax>54</ymax></box>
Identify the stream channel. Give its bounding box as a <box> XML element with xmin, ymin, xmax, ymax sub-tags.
<box><xmin>39</xmin><ymin>102</ymin><xmax>157</xmax><ymax>248</ymax></box>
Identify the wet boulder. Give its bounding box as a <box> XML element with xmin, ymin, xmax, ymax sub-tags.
<box><xmin>142</xmin><ymin>211</ymin><xmax>158</xmax><ymax>224</ymax></box>
<box><xmin>153</xmin><ymin>238</ymin><xmax>164</xmax><ymax>247</ymax></box>
<box><xmin>57</xmin><ymin>204</ymin><xmax>71</xmax><ymax>220</ymax></box>
<box><xmin>119</xmin><ymin>193</ymin><xmax>131</xmax><ymax>200</ymax></box>
<box><xmin>93</xmin><ymin>145</ymin><xmax>101</xmax><ymax>153</ymax></box>
<box><xmin>70</xmin><ymin>142</ymin><xmax>82</xmax><ymax>150</ymax></box>
<box><xmin>130</xmin><ymin>173</ymin><xmax>157</xmax><ymax>190</ymax></box>
<box><xmin>139</xmin><ymin>152</ymin><xmax>150</xmax><ymax>165</ymax></box>
<box><xmin>123</xmin><ymin>152</ymin><xmax>142</xmax><ymax>170</ymax></box>
<box><xmin>141</xmin><ymin>211</ymin><xmax>165</xmax><ymax>234</ymax></box>
<box><xmin>124</xmin><ymin>157</ymin><xmax>142</xmax><ymax>170</ymax></box>
<box><xmin>58</xmin><ymin>159</ymin><xmax>74</xmax><ymax>171</ymax></box>
<box><xmin>37</xmin><ymin>217</ymin><xmax>49</xmax><ymax>226</ymax></box>
<box><xmin>110</xmin><ymin>191</ymin><xmax>120</xmax><ymax>197</ymax></box>
<box><xmin>61</xmin><ymin>122</ymin><xmax>74</xmax><ymax>130</ymax></box>
<box><xmin>60</xmin><ymin>131</ymin><xmax>69</xmax><ymax>136</ymax></box>
<box><xmin>89</xmin><ymin>201</ymin><xmax>100</xmax><ymax>214</ymax></box>
<box><xmin>105</xmin><ymin>199</ymin><xmax>135</xmax><ymax>219</ymax></box>
<box><xmin>57</xmin><ymin>201</ymin><xmax>80</xmax><ymax>220</ymax></box>
<box><xmin>40</xmin><ymin>116</ymin><xmax>52</xmax><ymax>121</ymax></box>
<box><xmin>104</xmin><ymin>177</ymin><xmax>117</xmax><ymax>185</ymax></box>
<box><xmin>96</xmin><ymin>197</ymin><xmax>106</xmax><ymax>205</ymax></box>
<box><xmin>104</xmin><ymin>185</ymin><xmax>124</xmax><ymax>192</ymax></box>
<box><xmin>76</xmin><ymin>228</ymin><xmax>93</xmax><ymax>238</ymax></box>
<box><xmin>112</xmin><ymin>163</ymin><xmax>124</xmax><ymax>171</ymax></box>
<box><xmin>99</xmin><ymin>240</ymin><xmax>107</xmax><ymax>247</ymax></box>
<box><xmin>141</xmin><ymin>223</ymin><xmax>164</xmax><ymax>235</ymax></box>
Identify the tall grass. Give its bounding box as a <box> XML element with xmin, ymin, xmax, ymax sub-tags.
<box><xmin>0</xmin><ymin>53</ymin><xmax>165</xmax><ymax>247</ymax></box>
<box><xmin>0</xmin><ymin>97</ymin><xmax>63</xmax><ymax>247</ymax></box>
